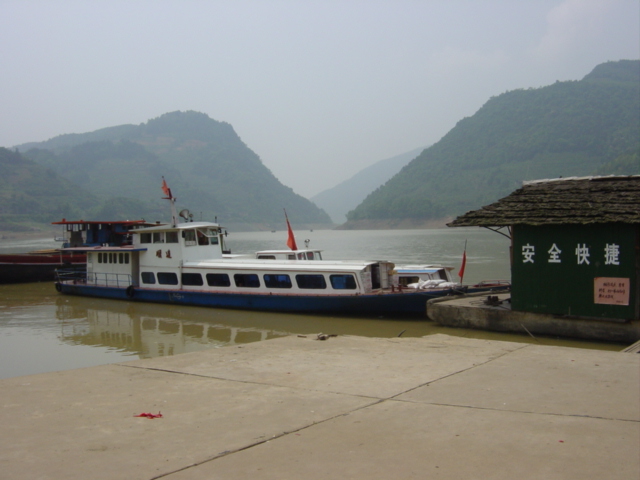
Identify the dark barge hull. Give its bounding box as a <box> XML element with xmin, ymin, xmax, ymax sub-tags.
<box><xmin>0</xmin><ymin>254</ymin><xmax>86</xmax><ymax>284</ymax></box>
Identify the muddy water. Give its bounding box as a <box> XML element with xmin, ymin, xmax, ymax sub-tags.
<box><xmin>0</xmin><ymin>228</ymin><xmax>621</xmax><ymax>379</ymax></box>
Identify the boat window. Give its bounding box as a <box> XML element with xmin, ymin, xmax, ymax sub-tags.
<box><xmin>263</xmin><ymin>274</ymin><xmax>292</xmax><ymax>289</ymax></box>
<box><xmin>295</xmin><ymin>274</ymin><xmax>327</xmax><ymax>289</ymax></box>
<box><xmin>182</xmin><ymin>273</ymin><xmax>204</xmax><ymax>286</ymax></box>
<box><xmin>206</xmin><ymin>273</ymin><xmax>230</xmax><ymax>287</ymax></box>
<box><xmin>287</xmin><ymin>254</ymin><xmax>295</xmax><ymax>260</ymax></box>
<box><xmin>153</xmin><ymin>232</ymin><xmax>164</xmax><ymax>243</ymax></box>
<box><xmin>97</xmin><ymin>252</ymin><xmax>103</xmax><ymax>264</ymax></box>
<box><xmin>183</xmin><ymin>230</ymin><xmax>196</xmax><ymax>246</ymax></box>
<box><xmin>118</xmin><ymin>253</ymin><xmax>124</xmax><ymax>264</ymax></box>
<box><xmin>297</xmin><ymin>253</ymin><xmax>306</xmax><ymax>260</ymax></box>
<box><xmin>196</xmin><ymin>230</ymin><xmax>209</xmax><ymax>245</ymax></box>
<box><xmin>157</xmin><ymin>272</ymin><xmax>179</xmax><ymax>285</ymax></box>
<box><xmin>399</xmin><ymin>276</ymin><xmax>419</xmax><ymax>287</ymax></box>
<box><xmin>307</xmin><ymin>252</ymin><xmax>314</xmax><ymax>260</ymax></box>
<box><xmin>257</xmin><ymin>255</ymin><xmax>276</xmax><ymax>260</ymax></box>
<box><xmin>141</xmin><ymin>272</ymin><xmax>156</xmax><ymax>284</ymax></box>
<box><xmin>330</xmin><ymin>274</ymin><xmax>357</xmax><ymax>290</ymax></box>
<box><xmin>234</xmin><ymin>273</ymin><xmax>260</xmax><ymax>288</ymax></box>
<box><xmin>140</xmin><ymin>233</ymin><xmax>152</xmax><ymax>244</ymax></box>
<box><xmin>165</xmin><ymin>231</ymin><xmax>179</xmax><ymax>243</ymax></box>
<box><xmin>124</xmin><ymin>253</ymin><xmax>129</xmax><ymax>264</ymax></box>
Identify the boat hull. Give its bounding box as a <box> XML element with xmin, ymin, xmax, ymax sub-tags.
<box><xmin>0</xmin><ymin>254</ymin><xmax>85</xmax><ymax>284</ymax></box>
<box><xmin>55</xmin><ymin>282</ymin><xmax>468</xmax><ymax>316</ymax></box>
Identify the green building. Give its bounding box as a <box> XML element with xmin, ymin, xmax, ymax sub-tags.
<box><xmin>449</xmin><ymin>176</ymin><xmax>640</xmax><ymax>323</ymax></box>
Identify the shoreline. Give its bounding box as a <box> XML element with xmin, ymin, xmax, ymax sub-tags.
<box><xmin>0</xmin><ymin>230</ymin><xmax>58</xmax><ymax>242</ymax></box>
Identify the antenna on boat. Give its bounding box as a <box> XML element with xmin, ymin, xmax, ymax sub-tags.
<box><xmin>179</xmin><ymin>209</ymin><xmax>193</xmax><ymax>222</ymax></box>
<box><xmin>162</xmin><ymin>177</ymin><xmax>178</xmax><ymax>227</ymax></box>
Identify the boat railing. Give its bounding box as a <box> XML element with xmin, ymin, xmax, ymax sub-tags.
<box><xmin>56</xmin><ymin>268</ymin><xmax>87</xmax><ymax>284</ymax></box>
<box><xmin>56</xmin><ymin>269</ymin><xmax>134</xmax><ymax>288</ymax></box>
<box><xmin>87</xmin><ymin>272</ymin><xmax>134</xmax><ymax>288</ymax></box>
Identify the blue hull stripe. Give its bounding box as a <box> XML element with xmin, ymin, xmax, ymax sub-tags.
<box><xmin>57</xmin><ymin>284</ymin><xmax>446</xmax><ymax>315</ymax></box>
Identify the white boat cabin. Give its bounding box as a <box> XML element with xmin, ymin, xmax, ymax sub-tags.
<box><xmin>71</xmin><ymin>221</ymin><xmax>396</xmax><ymax>296</ymax></box>
<box><xmin>394</xmin><ymin>265</ymin><xmax>458</xmax><ymax>289</ymax></box>
<box><xmin>255</xmin><ymin>249</ymin><xmax>323</xmax><ymax>260</ymax></box>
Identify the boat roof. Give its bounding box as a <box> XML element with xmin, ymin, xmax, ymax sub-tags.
<box><xmin>61</xmin><ymin>246</ymin><xmax>148</xmax><ymax>252</ymax></box>
<box><xmin>52</xmin><ymin>219</ymin><xmax>153</xmax><ymax>226</ymax></box>
<box><xmin>395</xmin><ymin>265</ymin><xmax>454</xmax><ymax>272</ymax></box>
<box><xmin>184</xmin><ymin>259</ymin><xmax>385</xmax><ymax>272</ymax></box>
<box><xmin>133</xmin><ymin>221</ymin><xmax>221</xmax><ymax>233</ymax></box>
<box><xmin>256</xmin><ymin>249</ymin><xmax>323</xmax><ymax>254</ymax></box>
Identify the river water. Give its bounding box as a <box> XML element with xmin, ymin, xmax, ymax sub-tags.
<box><xmin>0</xmin><ymin>228</ymin><xmax>621</xmax><ymax>379</ymax></box>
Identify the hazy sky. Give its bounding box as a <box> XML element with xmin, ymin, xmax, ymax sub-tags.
<box><xmin>1</xmin><ymin>1</ymin><xmax>638</xmax><ymax>198</ymax></box>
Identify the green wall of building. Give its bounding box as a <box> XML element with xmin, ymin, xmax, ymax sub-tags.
<box><xmin>511</xmin><ymin>224</ymin><xmax>638</xmax><ymax>320</ymax></box>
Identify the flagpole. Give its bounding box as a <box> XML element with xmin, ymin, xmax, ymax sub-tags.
<box><xmin>458</xmin><ymin>240</ymin><xmax>467</xmax><ymax>284</ymax></box>
<box><xmin>162</xmin><ymin>177</ymin><xmax>178</xmax><ymax>227</ymax></box>
<box><xmin>284</xmin><ymin>209</ymin><xmax>298</xmax><ymax>251</ymax></box>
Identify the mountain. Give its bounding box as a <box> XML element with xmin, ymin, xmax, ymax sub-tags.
<box><xmin>344</xmin><ymin>59</ymin><xmax>640</xmax><ymax>228</ymax></box>
<box><xmin>0</xmin><ymin>148</ymin><xmax>100</xmax><ymax>231</ymax></box>
<box><xmin>311</xmin><ymin>147</ymin><xmax>425</xmax><ymax>223</ymax></box>
<box><xmin>17</xmin><ymin>111</ymin><xmax>333</xmax><ymax>231</ymax></box>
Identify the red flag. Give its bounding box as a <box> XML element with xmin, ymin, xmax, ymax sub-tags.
<box><xmin>458</xmin><ymin>242</ymin><xmax>467</xmax><ymax>283</ymax></box>
<box><xmin>161</xmin><ymin>177</ymin><xmax>173</xmax><ymax>199</ymax></box>
<box><xmin>284</xmin><ymin>210</ymin><xmax>298</xmax><ymax>251</ymax></box>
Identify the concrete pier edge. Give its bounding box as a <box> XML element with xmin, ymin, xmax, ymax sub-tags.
<box><xmin>427</xmin><ymin>291</ymin><xmax>640</xmax><ymax>343</ymax></box>
<box><xmin>1</xmin><ymin>333</ymin><xmax>638</xmax><ymax>479</ymax></box>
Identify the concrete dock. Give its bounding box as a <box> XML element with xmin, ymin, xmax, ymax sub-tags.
<box><xmin>1</xmin><ymin>334</ymin><xmax>638</xmax><ymax>479</ymax></box>
<box><xmin>428</xmin><ymin>292</ymin><xmax>640</xmax><ymax>343</ymax></box>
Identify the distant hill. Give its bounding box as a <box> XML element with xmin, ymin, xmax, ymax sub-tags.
<box><xmin>311</xmin><ymin>147</ymin><xmax>425</xmax><ymax>223</ymax></box>
<box><xmin>344</xmin><ymin>59</ymin><xmax>640</xmax><ymax>228</ymax></box>
<box><xmin>0</xmin><ymin>148</ymin><xmax>100</xmax><ymax>231</ymax></box>
<box><xmin>17</xmin><ymin>111</ymin><xmax>333</xmax><ymax>231</ymax></box>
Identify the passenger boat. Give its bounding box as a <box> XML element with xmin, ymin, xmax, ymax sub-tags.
<box><xmin>0</xmin><ymin>220</ymin><xmax>151</xmax><ymax>284</ymax></box>
<box><xmin>55</xmin><ymin>181</ymin><xmax>507</xmax><ymax>316</ymax></box>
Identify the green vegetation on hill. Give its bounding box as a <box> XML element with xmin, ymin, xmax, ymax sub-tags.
<box><xmin>0</xmin><ymin>148</ymin><xmax>98</xmax><ymax>230</ymax></box>
<box><xmin>346</xmin><ymin>60</ymin><xmax>640</xmax><ymax>226</ymax></box>
<box><xmin>311</xmin><ymin>147</ymin><xmax>425</xmax><ymax>223</ymax></box>
<box><xmin>17</xmin><ymin>111</ymin><xmax>332</xmax><ymax>230</ymax></box>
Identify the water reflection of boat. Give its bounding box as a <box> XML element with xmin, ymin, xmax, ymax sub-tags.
<box><xmin>55</xmin><ymin>297</ymin><xmax>287</xmax><ymax>358</ymax></box>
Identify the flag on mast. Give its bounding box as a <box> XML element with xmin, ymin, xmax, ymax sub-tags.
<box><xmin>284</xmin><ymin>209</ymin><xmax>298</xmax><ymax>251</ymax></box>
<box><xmin>161</xmin><ymin>176</ymin><xmax>173</xmax><ymax>199</ymax></box>
<box><xmin>458</xmin><ymin>240</ymin><xmax>467</xmax><ymax>283</ymax></box>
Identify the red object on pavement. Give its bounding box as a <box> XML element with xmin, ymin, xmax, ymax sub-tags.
<box><xmin>134</xmin><ymin>412</ymin><xmax>163</xmax><ymax>419</ymax></box>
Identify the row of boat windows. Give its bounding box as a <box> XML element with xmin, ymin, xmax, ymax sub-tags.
<box><xmin>97</xmin><ymin>252</ymin><xmax>130</xmax><ymax>264</ymax></box>
<box><xmin>139</xmin><ymin>229</ymin><xmax>220</xmax><ymax>246</ymax></box>
<box><xmin>140</xmin><ymin>272</ymin><xmax>357</xmax><ymax>290</ymax></box>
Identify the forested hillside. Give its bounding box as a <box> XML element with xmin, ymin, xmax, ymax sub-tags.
<box><xmin>345</xmin><ymin>60</ymin><xmax>640</xmax><ymax>228</ymax></box>
<box><xmin>311</xmin><ymin>147</ymin><xmax>425</xmax><ymax>223</ymax></box>
<box><xmin>0</xmin><ymin>148</ymin><xmax>100</xmax><ymax>231</ymax></box>
<box><xmin>18</xmin><ymin>112</ymin><xmax>332</xmax><ymax>230</ymax></box>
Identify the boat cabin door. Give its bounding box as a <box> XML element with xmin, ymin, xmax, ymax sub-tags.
<box><xmin>371</xmin><ymin>264</ymin><xmax>381</xmax><ymax>289</ymax></box>
<box><xmin>131</xmin><ymin>252</ymin><xmax>140</xmax><ymax>286</ymax></box>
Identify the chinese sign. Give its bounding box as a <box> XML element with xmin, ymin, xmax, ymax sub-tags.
<box><xmin>594</xmin><ymin>277</ymin><xmax>630</xmax><ymax>306</ymax></box>
<box><xmin>521</xmin><ymin>242</ymin><xmax>621</xmax><ymax>265</ymax></box>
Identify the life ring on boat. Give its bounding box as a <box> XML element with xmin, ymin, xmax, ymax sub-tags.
<box><xmin>55</xmin><ymin>282</ymin><xmax>62</xmax><ymax>292</ymax></box>
<box><xmin>126</xmin><ymin>285</ymin><xmax>135</xmax><ymax>298</ymax></box>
